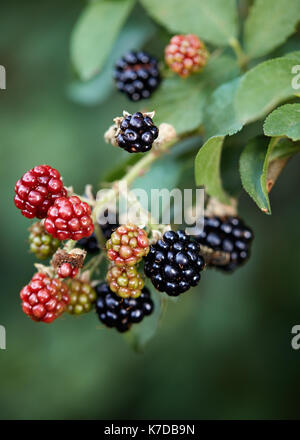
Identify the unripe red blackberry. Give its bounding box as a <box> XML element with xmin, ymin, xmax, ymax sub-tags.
<box><xmin>107</xmin><ymin>265</ymin><xmax>144</xmax><ymax>299</ymax></box>
<box><xmin>20</xmin><ymin>272</ymin><xmax>69</xmax><ymax>323</ymax></box>
<box><xmin>67</xmin><ymin>279</ymin><xmax>96</xmax><ymax>315</ymax></box>
<box><xmin>116</xmin><ymin>112</ymin><xmax>159</xmax><ymax>153</ymax></box>
<box><xmin>44</xmin><ymin>196</ymin><xmax>94</xmax><ymax>241</ymax></box>
<box><xmin>14</xmin><ymin>165</ymin><xmax>67</xmax><ymax>219</ymax></box>
<box><xmin>106</xmin><ymin>224</ymin><xmax>149</xmax><ymax>266</ymax></box>
<box><xmin>96</xmin><ymin>282</ymin><xmax>154</xmax><ymax>332</ymax></box>
<box><xmin>29</xmin><ymin>221</ymin><xmax>60</xmax><ymax>260</ymax></box>
<box><xmin>165</xmin><ymin>34</ymin><xmax>209</xmax><ymax>78</ymax></box>
<box><xmin>144</xmin><ymin>230</ymin><xmax>205</xmax><ymax>296</ymax></box>
<box><xmin>57</xmin><ymin>263</ymin><xmax>79</xmax><ymax>279</ymax></box>
<box><xmin>194</xmin><ymin>216</ymin><xmax>254</xmax><ymax>272</ymax></box>
<box><xmin>114</xmin><ymin>51</ymin><xmax>160</xmax><ymax>101</ymax></box>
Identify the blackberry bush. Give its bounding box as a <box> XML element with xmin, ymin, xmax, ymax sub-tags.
<box><xmin>144</xmin><ymin>230</ymin><xmax>205</xmax><ymax>296</ymax></box>
<box><xmin>113</xmin><ymin>51</ymin><xmax>160</xmax><ymax>101</ymax></box>
<box><xmin>96</xmin><ymin>283</ymin><xmax>154</xmax><ymax>332</ymax></box>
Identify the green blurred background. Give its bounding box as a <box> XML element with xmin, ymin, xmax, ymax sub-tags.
<box><xmin>1</xmin><ymin>0</ymin><xmax>300</xmax><ymax>420</ymax></box>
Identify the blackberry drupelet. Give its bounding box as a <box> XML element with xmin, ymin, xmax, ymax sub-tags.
<box><xmin>95</xmin><ymin>282</ymin><xmax>154</xmax><ymax>332</ymax></box>
<box><xmin>114</xmin><ymin>51</ymin><xmax>160</xmax><ymax>102</ymax></box>
<box><xmin>117</xmin><ymin>112</ymin><xmax>159</xmax><ymax>153</ymax></box>
<box><xmin>77</xmin><ymin>210</ymin><xmax>119</xmax><ymax>254</ymax></box>
<box><xmin>144</xmin><ymin>230</ymin><xmax>205</xmax><ymax>296</ymax></box>
<box><xmin>194</xmin><ymin>216</ymin><xmax>254</xmax><ymax>272</ymax></box>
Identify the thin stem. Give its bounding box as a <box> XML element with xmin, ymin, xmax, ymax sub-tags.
<box><xmin>123</xmin><ymin>137</ymin><xmax>179</xmax><ymax>186</ymax></box>
<box><xmin>84</xmin><ymin>252</ymin><xmax>104</xmax><ymax>275</ymax></box>
<box><xmin>229</xmin><ymin>37</ymin><xmax>248</xmax><ymax>70</ymax></box>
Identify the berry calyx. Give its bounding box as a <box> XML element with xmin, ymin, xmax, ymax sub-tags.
<box><xmin>194</xmin><ymin>216</ymin><xmax>254</xmax><ymax>272</ymax></box>
<box><xmin>96</xmin><ymin>282</ymin><xmax>154</xmax><ymax>332</ymax></box>
<box><xmin>67</xmin><ymin>279</ymin><xmax>96</xmax><ymax>315</ymax></box>
<box><xmin>44</xmin><ymin>196</ymin><xmax>94</xmax><ymax>241</ymax></box>
<box><xmin>106</xmin><ymin>265</ymin><xmax>144</xmax><ymax>299</ymax></box>
<box><xmin>114</xmin><ymin>51</ymin><xmax>160</xmax><ymax>101</ymax></box>
<box><xmin>14</xmin><ymin>165</ymin><xmax>67</xmax><ymax>219</ymax></box>
<box><xmin>57</xmin><ymin>263</ymin><xmax>79</xmax><ymax>279</ymax></box>
<box><xmin>106</xmin><ymin>224</ymin><xmax>149</xmax><ymax>266</ymax></box>
<box><xmin>20</xmin><ymin>272</ymin><xmax>69</xmax><ymax>323</ymax></box>
<box><xmin>29</xmin><ymin>221</ymin><xmax>60</xmax><ymax>260</ymax></box>
<box><xmin>165</xmin><ymin>34</ymin><xmax>209</xmax><ymax>78</ymax></box>
<box><xmin>144</xmin><ymin>230</ymin><xmax>205</xmax><ymax>296</ymax></box>
<box><xmin>116</xmin><ymin>112</ymin><xmax>159</xmax><ymax>153</ymax></box>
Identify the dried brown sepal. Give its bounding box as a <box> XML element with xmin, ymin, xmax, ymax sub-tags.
<box><xmin>199</xmin><ymin>245</ymin><xmax>230</xmax><ymax>267</ymax></box>
<box><xmin>205</xmin><ymin>197</ymin><xmax>238</xmax><ymax>218</ymax></box>
<box><xmin>52</xmin><ymin>248</ymin><xmax>87</xmax><ymax>270</ymax></box>
<box><xmin>153</xmin><ymin>123</ymin><xmax>177</xmax><ymax>150</ymax></box>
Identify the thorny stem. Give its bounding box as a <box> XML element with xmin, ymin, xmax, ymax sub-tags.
<box><xmin>229</xmin><ymin>37</ymin><xmax>249</xmax><ymax>71</ymax></box>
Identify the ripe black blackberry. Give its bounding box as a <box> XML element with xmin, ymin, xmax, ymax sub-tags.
<box><xmin>194</xmin><ymin>216</ymin><xmax>254</xmax><ymax>272</ymax></box>
<box><xmin>113</xmin><ymin>51</ymin><xmax>160</xmax><ymax>101</ymax></box>
<box><xmin>95</xmin><ymin>282</ymin><xmax>154</xmax><ymax>332</ymax></box>
<box><xmin>117</xmin><ymin>112</ymin><xmax>159</xmax><ymax>153</ymax></box>
<box><xmin>144</xmin><ymin>230</ymin><xmax>205</xmax><ymax>296</ymax></box>
<box><xmin>77</xmin><ymin>210</ymin><xmax>119</xmax><ymax>254</ymax></box>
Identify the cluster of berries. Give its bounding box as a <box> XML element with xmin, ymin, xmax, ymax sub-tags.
<box><xmin>14</xmin><ymin>165</ymin><xmax>94</xmax><ymax>241</ymax></box>
<box><xmin>113</xmin><ymin>35</ymin><xmax>209</xmax><ymax>102</ymax></box>
<box><xmin>105</xmin><ymin>224</ymin><xmax>149</xmax><ymax>299</ymax></box>
<box><xmin>15</xmin><ymin>165</ymin><xmax>97</xmax><ymax>323</ymax></box>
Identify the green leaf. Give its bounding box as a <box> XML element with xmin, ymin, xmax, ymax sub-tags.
<box><xmin>203</xmin><ymin>77</ymin><xmax>243</xmax><ymax>138</ymax></box>
<box><xmin>140</xmin><ymin>0</ymin><xmax>238</xmax><ymax>46</ymax></box>
<box><xmin>71</xmin><ymin>0</ymin><xmax>134</xmax><ymax>81</ymax></box>
<box><xmin>263</xmin><ymin>103</ymin><xmax>300</xmax><ymax>141</ymax></box>
<box><xmin>144</xmin><ymin>53</ymin><xmax>239</xmax><ymax>135</ymax></box>
<box><xmin>244</xmin><ymin>0</ymin><xmax>300</xmax><ymax>59</ymax></box>
<box><xmin>144</xmin><ymin>75</ymin><xmax>208</xmax><ymax>135</ymax></box>
<box><xmin>123</xmin><ymin>291</ymin><xmax>164</xmax><ymax>352</ymax></box>
<box><xmin>234</xmin><ymin>56</ymin><xmax>300</xmax><ymax>125</ymax></box>
<box><xmin>269</xmin><ymin>138</ymin><xmax>300</xmax><ymax>161</ymax></box>
<box><xmin>68</xmin><ymin>6</ymin><xmax>155</xmax><ymax>105</ymax></box>
<box><xmin>239</xmin><ymin>137</ymin><xmax>271</xmax><ymax>214</ymax></box>
<box><xmin>195</xmin><ymin>136</ymin><xmax>231</xmax><ymax>204</ymax></box>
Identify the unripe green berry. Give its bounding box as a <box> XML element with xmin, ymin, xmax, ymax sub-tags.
<box><xmin>67</xmin><ymin>279</ymin><xmax>96</xmax><ymax>315</ymax></box>
<box><xmin>29</xmin><ymin>221</ymin><xmax>60</xmax><ymax>260</ymax></box>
